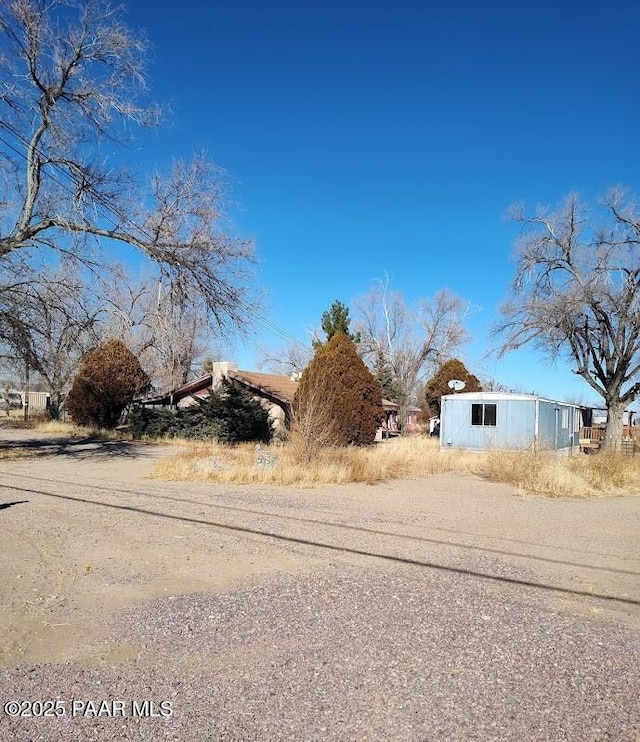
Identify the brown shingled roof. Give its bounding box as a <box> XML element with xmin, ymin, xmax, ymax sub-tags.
<box><xmin>140</xmin><ymin>367</ymin><xmax>391</xmax><ymax>413</ymax></box>
<box><xmin>230</xmin><ymin>370</ymin><xmax>299</xmax><ymax>405</ymax></box>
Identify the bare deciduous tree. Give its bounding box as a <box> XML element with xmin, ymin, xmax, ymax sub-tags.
<box><xmin>0</xmin><ymin>0</ymin><xmax>254</xmax><ymax>327</ymax></box>
<box><xmin>355</xmin><ymin>276</ymin><xmax>471</xmax><ymax>427</ymax></box>
<box><xmin>495</xmin><ymin>189</ymin><xmax>640</xmax><ymax>450</ymax></box>
<box><xmin>102</xmin><ymin>274</ymin><xmax>216</xmax><ymax>393</ymax></box>
<box><xmin>256</xmin><ymin>342</ymin><xmax>312</xmax><ymax>377</ymax></box>
<box><xmin>289</xmin><ymin>379</ymin><xmax>339</xmax><ymax>460</ymax></box>
<box><xmin>0</xmin><ymin>264</ymin><xmax>101</xmax><ymax>417</ymax></box>
<box><xmin>142</xmin><ymin>291</ymin><xmax>210</xmax><ymax>392</ymax></box>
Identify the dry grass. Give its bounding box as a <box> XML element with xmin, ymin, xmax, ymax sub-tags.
<box><xmin>0</xmin><ymin>417</ymin><xmax>37</xmax><ymax>429</ymax></box>
<box><xmin>6</xmin><ymin>417</ymin><xmax>637</xmax><ymax>496</ymax></box>
<box><xmin>0</xmin><ymin>447</ymin><xmax>41</xmax><ymax>460</ymax></box>
<box><xmin>485</xmin><ymin>449</ymin><xmax>640</xmax><ymax>497</ymax></box>
<box><xmin>151</xmin><ymin>437</ymin><xmax>484</xmax><ymax>487</ymax></box>
<box><xmin>33</xmin><ymin>420</ymin><xmax>97</xmax><ymax>435</ymax></box>
<box><xmin>151</xmin><ymin>436</ymin><xmax>640</xmax><ymax>496</ymax></box>
<box><xmin>33</xmin><ymin>420</ymin><xmax>138</xmax><ymax>440</ymax></box>
<box><xmin>30</xmin><ymin>420</ymin><xmax>191</xmax><ymax>446</ymax></box>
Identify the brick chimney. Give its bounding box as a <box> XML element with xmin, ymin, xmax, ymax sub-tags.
<box><xmin>210</xmin><ymin>361</ymin><xmax>238</xmax><ymax>386</ymax></box>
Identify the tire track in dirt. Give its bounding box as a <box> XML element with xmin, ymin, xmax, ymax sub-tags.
<box><xmin>2</xmin><ymin>470</ymin><xmax>639</xmax><ymax>610</ymax></box>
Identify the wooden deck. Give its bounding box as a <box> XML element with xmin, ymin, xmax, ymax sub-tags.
<box><xmin>579</xmin><ymin>426</ymin><xmax>637</xmax><ymax>453</ymax></box>
<box><xmin>579</xmin><ymin>426</ymin><xmax>604</xmax><ymax>452</ymax></box>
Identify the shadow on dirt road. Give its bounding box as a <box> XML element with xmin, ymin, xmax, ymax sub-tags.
<box><xmin>0</xmin><ymin>428</ymin><xmax>166</xmax><ymax>460</ymax></box>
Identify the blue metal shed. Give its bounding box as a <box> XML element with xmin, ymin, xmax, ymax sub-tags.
<box><xmin>439</xmin><ymin>392</ymin><xmax>585</xmax><ymax>452</ymax></box>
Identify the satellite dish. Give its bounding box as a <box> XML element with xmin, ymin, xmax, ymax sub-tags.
<box><xmin>448</xmin><ymin>379</ymin><xmax>466</xmax><ymax>392</ymax></box>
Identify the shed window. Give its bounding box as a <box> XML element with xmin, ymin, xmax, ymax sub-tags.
<box><xmin>471</xmin><ymin>403</ymin><xmax>497</xmax><ymax>427</ymax></box>
<box><xmin>561</xmin><ymin>408</ymin><xmax>569</xmax><ymax>429</ymax></box>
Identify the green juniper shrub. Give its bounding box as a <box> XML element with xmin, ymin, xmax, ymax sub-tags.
<box><xmin>195</xmin><ymin>378</ymin><xmax>271</xmax><ymax>443</ymax></box>
<box><xmin>129</xmin><ymin>378</ymin><xmax>271</xmax><ymax>443</ymax></box>
<box><xmin>127</xmin><ymin>406</ymin><xmax>181</xmax><ymax>438</ymax></box>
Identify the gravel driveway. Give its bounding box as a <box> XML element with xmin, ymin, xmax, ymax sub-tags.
<box><xmin>0</xmin><ymin>432</ymin><xmax>638</xmax><ymax>741</ymax></box>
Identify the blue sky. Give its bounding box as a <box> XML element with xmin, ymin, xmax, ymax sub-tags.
<box><xmin>124</xmin><ymin>0</ymin><xmax>639</xmax><ymax>405</ymax></box>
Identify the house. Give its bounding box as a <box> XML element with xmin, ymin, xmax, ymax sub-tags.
<box><xmin>139</xmin><ymin>362</ymin><xmax>299</xmax><ymax>440</ymax></box>
<box><xmin>379</xmin><ymin>400</ymin><xmax>400</xmax><ymax>439</ymax></box>
<box><xmin>439</xmin><ymin>392</ymin><xmax>586</xmax><ymax>452</ymax></box>
<box><xmin>405</xmin><ymin>405</ymin><xmax>422</xmax><ymax>432</ymax></box>
<box><xmin>378</xmin><ymin>401</ymin><xmax>423</xmax><ymax>439</ymax></box>
<box><xmin>141</xmin><ymin>361</ymin><xmax>400</xmax><ymax>441</ymax></box>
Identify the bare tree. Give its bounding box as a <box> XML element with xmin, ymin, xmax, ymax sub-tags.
<box><xmin>100</xmin><ymin>276</ymin><xmax>154</xmax><ymax>356</ymax></box>
<box><xmin>102</xmin><ymin>274</ymin><xmax>216</xmax><ymax>392</ymax></box>
<box><xmin>0</xmin><ymin>264</ymin><xmax>101</xmax><ymax>417</ymax></box>
<box><xmin>256</xmin><ymin>342</ymin><xmax>312</xmax><ymax>377</ymax></box>
<box><xmin>289</xmin><ymin>379</ymin><xmax>339</xmax><ymax>460</ymax></box>
<box><xmin>0</xmin><ymin>0</ymin><xmax>254</xmax><ymax>327</ymax></box>
<box><xmin>495</xmin><ymin>189</ymin><xmax>640</xmax><ymax>450</ymax></box>
<box><xmin>355</xmin><ymin>276</ymin><xmax>471</xmax><ymax>427</ymax></box>
<box><xmin>476</xmin><ymin>375</ymin><xmax>513</xmax><ymax>393</ymax></box>
<box><xmin>142</xmin><ymin>287</ymin><xmax>212</xmax><ymax>391</ymax></box>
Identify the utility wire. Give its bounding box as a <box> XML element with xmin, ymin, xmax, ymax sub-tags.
<box><xmin>0</xmin><ymin>121</ymin><xmax>312</xmax><ymax>356</ymax></box>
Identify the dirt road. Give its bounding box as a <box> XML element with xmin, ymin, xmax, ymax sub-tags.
<box><xmin>0</xmin><ymin>432</ymin><xmax>638</xmax><ymax>740</ymax></box>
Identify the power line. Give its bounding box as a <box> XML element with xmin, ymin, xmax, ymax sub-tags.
<box><xmin>1</xmin><ymin>121</ymin><xmax>311</xmax><ymax>353</ymax></box>
<box><xmin>0</xmin><ymin>120</ymin><xmax>312</xmax><ymax>356</ymax></box>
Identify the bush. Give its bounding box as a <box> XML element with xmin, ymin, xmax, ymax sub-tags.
<box><xmin>127</xmin><ymin>406</ymin><xmax>182</xmax><ymax>438</ymax></box>
<box><xmin>293</xmin><ymin>332</ymin><xmax>383</xmax><ymax>450</ymax></box>
<box><xmin>66</xmin><ymin>340</ymin><xmax>150</xmax><ymax>429</ymax></box>
<box><xmin>197</xmin><ymin>378</ymin><xmax>271</xmax><ymax>443</ymax></box>
<box><xmin>129</xmin><ymin>379</ymin><xmax>271</xmax><ymax>443</ymax></box>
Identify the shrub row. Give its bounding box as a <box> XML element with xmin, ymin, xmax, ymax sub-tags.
<box><xmin>128</xmin><ymin>379</ymin><xmax>271</xmax><ymax>443</ymax></box>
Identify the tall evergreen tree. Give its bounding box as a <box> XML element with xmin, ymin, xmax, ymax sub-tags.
<box><xmin>424</xmin><ymin>358</ymin><xmax>482</xmax><ymax>415</ymax></box>
<box><xmin>313</xmin><ymin>300</ymin><xmax>360</xmax><ymax>348</ymax></box>
<box><xmin>373</xmin><ymin>349</ymin><xmax>401</xmax><ymax>402</ymax></box>
<box><xmin>295</xmin><ymin>332</ymin><xmax>383</xmax><ymax>446</ymax></box>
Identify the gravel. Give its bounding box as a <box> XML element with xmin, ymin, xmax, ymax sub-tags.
<box><xmin>2</xmin><ymin>563</ymin><xmax>639</xmax><ymax>741</ymax></box>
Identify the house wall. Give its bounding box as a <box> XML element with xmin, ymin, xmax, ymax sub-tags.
<box><xmin>20</xmin><ymin>391</ymin><xmax>50</xmax><ymax>411</ymax></box>
<box><xmin>536</xmin><ymin>399</ymin><xmax>581</xmax><ymax>450</ymax></box>
<box><xmin>405</xmin><ymin>411</ymin><xmax>420</xmax><ymax>431</ymax></box>
<box><xmin>176</xmin><ymin>390</ymin><xmax>208</xmax><ymax>408</ymax></box>
<box><xmin>440</xmin><ymin>394</ymin><xmax>581</xmax><ymax>451</ymax></box>
<box><xmin>264</xmin><ymin>401</ymin><xmax>287</xmax><ymax>441</ymax></box>
<box><xmin>441</xmin><ymin>397</ymin><xmax>535</xmax><ymax>450</ymax></box>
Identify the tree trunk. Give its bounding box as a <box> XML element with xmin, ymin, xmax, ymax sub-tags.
<box><xmin>602</xmin><ymin>399</ymin><xmax>624</xmax><ymax>451</ymax></box>
<box><xmin>48</xmin><ymin>390</ymin><xmax>63</xmax><ymax>420</ymax></box>
<box><xmin>23</xmin><ymin>361</ymin><xmax>30</xmax><ymax>421</ymax></box>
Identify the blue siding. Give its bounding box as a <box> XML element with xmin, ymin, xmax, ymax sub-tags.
<box><xmin>440</xmin><ymin>394</ymin><xmax>581</xmax><ymax>451</ymax></box>
<box><xmin>536</xmin><ymin>400</ymin><xmax>580</xmax><ymax>450</ymax></box>
<box><xmin>537</xmin><ymin>401</ymin><xmax>554</xmax><ymax>449</ymax></box>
